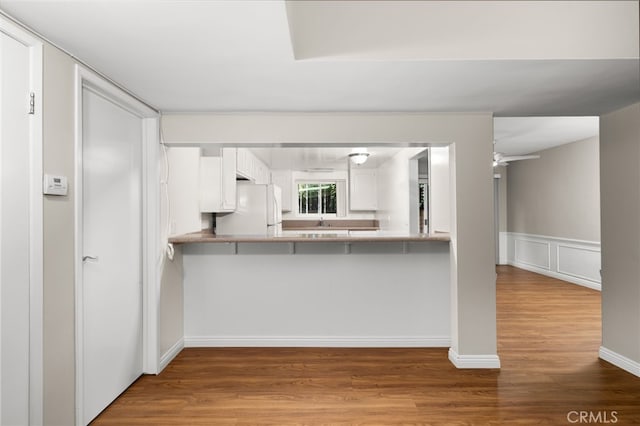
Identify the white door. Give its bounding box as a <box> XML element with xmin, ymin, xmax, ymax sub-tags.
<box><xmin>0</xmin><ymin>31</ymin><xmax>31</xmax><ymax>426</ymax></box>
<box><xmin>82</xmin><ymin>87</ymin><xmax>143</xmax><ymax>424</ymax></box>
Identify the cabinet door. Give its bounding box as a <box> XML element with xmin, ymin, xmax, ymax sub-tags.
<box><xmin>271</xmin><ymin>170</ymin><xmax>292</xmax><ymax>212</ymax></box>
<box><xmin>200</xmin><ymin>151</ymin><xmax>236</xmax><ymax>213</ymax></box>
<box><xmin>236</xmin><ymin>148</ymin><xmax>251</xmax><ymax>179</ymax></box>
<box><xmin>221</xmin><ymin>148</ymin><xmax>237</xmax><ymax>210</ymax></box>
<box><xmin>199</xmin><ymin>156</ymin><xmax>222</xmax><ymax>212</ymax></box>
<box><xmin>350</xmin><ymin>168</ymin><xmax>377</xmax><ymax>211</ymax></box>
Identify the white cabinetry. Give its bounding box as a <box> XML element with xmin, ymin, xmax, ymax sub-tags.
<box><xmin>200</xmin><ymin>147</ymin><xmax>237</xmax><ymax>212</ymax></box>
<box><xmin>236</xmin><ymin>148</ymin><xmax>270</xmax><ymax>184</ymax></box>
<box><xmin>349</xmin><ymin>168</ymin><xmax>378</xmax><ymax>211</ymax></box>
<box><xmin>271</xmin><ymin>170</ymin><xmax>293</xmax><ymax>212</ymax></box>
<box><xmin>236</xmin><ymin>148</ymin><xmax>252</xmax><ymax>180</ymax></box>
<box><xmin>254</xmin><ymin>161</ymin><xmax>270</xmax><ymax>185</ymax></box>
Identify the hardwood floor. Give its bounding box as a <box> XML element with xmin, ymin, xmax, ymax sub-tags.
<box><xmin>92</xmin><ymin>266</ymin><xmax>639</xmax><ymax>425</ymax></box>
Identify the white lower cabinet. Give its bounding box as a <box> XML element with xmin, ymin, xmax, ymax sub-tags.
<box><xmin>200</xmin><ymin>148</ymin><xmax>236</xmax><ymax>212</ymax></box>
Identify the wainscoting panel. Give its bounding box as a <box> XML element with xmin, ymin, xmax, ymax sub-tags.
<box><xmin>514</xmin><ymin>238</ymin><xmax>550</xmax><ymax>270</ymax></box>
<box><xmin>557</xmin><ymin>244</ymin><xmax>601</xmax><ymax>283</ymax></box>
<box><xmin>507</xmin><ymin>233</ymin><xmax>601</xmax><ymax>291</ymax></box>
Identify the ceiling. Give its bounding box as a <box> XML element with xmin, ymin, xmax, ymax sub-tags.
<box><xmin>494</xmin><ymin>117</ymin><xmax>600</xmax><ymax>156</ymax></box>
<box><xmin>251</xmin><ymin>147</ymin><xmax>406</xmax><ymax>171</ymax></box>
<box><xmin>0</xmin><ymin>1</ymin><xmax>636</xmax><ymax>154</ymax></box>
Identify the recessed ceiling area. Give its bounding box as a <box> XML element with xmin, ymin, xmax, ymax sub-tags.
<box><xmin>286</xmin><ymin>1</ymin><xmax>637</xmax><ymax>60</ymax></box>
<box><xmin>0</xmin><ymin>0</ymin><xmax>638</xmax><ymax>116</ymax></box>
<box><xmin>0</xmin><ymin>1</ymin><xmax>634</xmax><ymax>155</ymax></box>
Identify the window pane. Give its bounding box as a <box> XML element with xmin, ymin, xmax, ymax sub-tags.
<box><xmin>298</xmin><ymin>183</ymin><xmax>319</xmax><ymax>214</ymax></box>
<box><xmin>297</xmin><ymin>182</ymin><xmax>337</xmax><ymax>215</ymax></box>
<box><xmin>323</xmin><ymin>183</ymin><xmax>337</xmax><ymax>214</ymax></box>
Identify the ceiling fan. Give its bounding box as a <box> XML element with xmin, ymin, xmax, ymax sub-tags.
<box><xmin>493</xmin><ymin>152</ymin><xmax>540</xmax><ymax>167</ymax></box>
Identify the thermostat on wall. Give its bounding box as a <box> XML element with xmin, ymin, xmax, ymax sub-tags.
<box><xmin>43</xmin><ymin>174</ymin><xmax>68</xmax><ymax>196</ymax></box>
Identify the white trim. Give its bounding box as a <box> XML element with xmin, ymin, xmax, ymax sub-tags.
<box><xmin>184</xmin><ymin>336</ymin><xmax>451</xmax><ymax>348</ymax></box>
<box><xmin>159</xmin><ymin>339</ymin><xmax>184</xmax><ymax>373</ymax></box>
<box><xmin>74</xmin><ymin>65</ymin><xmax>159</xmax><ymax>426</ymax></box>
<box><xmin>507</xmin><ymin>232</ymin><xmax>601</xmax><ymax>291</ymax></box>
<box><xmin>0</xmin><ymin>40</ymin><xmax>3</xmax><ymax>420</ymax></box>
<box><xmin>507</xmin><ymin>232</ymin><xmax>600</xmax><ymax>247</ymax></box>
<box><xmin>599</xmin><ymin>346</ymin><xmax>640</xmax><ymax>377</ymax></box>
<box><xmin>510</xmin><ymin>261</ymin><xmax>601</xmax><ymax>291</ymax></box>
<box><xmin>556</xmin><ymin>243</ymin><xmax>601</xmax><ymax>283</ymax></box>
<box><xmin>448</xmin><ymin>348</ymin><xmax>501</xmax><ymax>369</ymax></box>
<box><xmin>142</xmin><ymin>118</ymin><xmax>160</xmax><ymax>375</ymax></box>
<box><xmin>498</xmin><ymin>231</ymin><xmax>508</xmax><ymax>265</ymax></box>
<box><xmin>514</xmin><ymin>238</ymin><xmax>551</xmax><ymax>270</ymax></box>
<box><xmin>73</xmin><ymin>65</ymin><xmax>84</xmax><ymax>426</ymax></box>
<box><xmin>0</xmin><ymin>15</ymin><xmax>44</xmax><ymax>426</ymax></box>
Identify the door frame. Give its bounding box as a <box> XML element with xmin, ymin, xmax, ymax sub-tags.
<box><xmin>0</xmin><ymin>15</ymin><xmax>43</xmax><ymax>425</ymax></box>
<box><xmin>73</xmin><ymin>65</ymin><xmax>159</xmax><ymax>425</ymax></box>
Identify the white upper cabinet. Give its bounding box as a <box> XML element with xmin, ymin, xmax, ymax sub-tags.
<box><xmin>236</xmin><ymin>148</ymin><xmax>270</xmax><ymax>184</ymax></box>
<box><xmin>270</xmin><ymin>170</ymin><xmax>293</xmax><ymax>212</ymax></box>
<box><xmin>200</xmin><ymin>147</ymin><xmax>237</xmax><ymax>212</ymax></box>
<box><xmin>236</xmin><ymin>148</ymin><xmax>252</xmax><ymax>180</ymax></box>
<box><xmin>349</xmin><ymin>168</ymin><xmax>378</xmax><ymax>211</ymax></box>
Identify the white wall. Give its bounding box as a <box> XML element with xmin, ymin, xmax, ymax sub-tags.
<box><xmin>430</xmin><ymin>146</ymin><xmax>450</xmax><ymax>233</ymax></box>
<box><xmin>183</xmin><ymin>242</ymin><xmax>450</xmax><ymax>347</ymax></box>
<box><xmin>599</xmin><ymin>103</ymin><xmax>640</xmax><ymax>377</ymax></box>
<box><xmin>376</xmin><ymin>148</ymin><xmax>425</xmax><ymax>232</ymax></box>
<box><xmin>278</xmin><ymin>169</ymin><xmax>377</xmax><ymax>220</ymax></box>
<box><xmin>41</xmin><ymin>43</ymin><xmax>77</xmax><ymax>426</ymax></box>
<box><xmin>505</xmin><ymin>136</ymin><xmax>601</xmax><ymax>289</ymax></box>
<box><xmin>282</xmin><ymin>169</ymin><xmax>376</xmax><ymax>220</ymax></box>
<box><xmin>158</xmin><ymin>248</ymin><xmax>183</xmax><ymax>369</ymax></box>
<box><xmin>507</xmin><ymin>136</ymin><xmax>600</xmax><ymax>242</ymax></box>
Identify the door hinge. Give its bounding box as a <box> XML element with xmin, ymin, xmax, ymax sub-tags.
<box><xmin>28</xmin><ymin>92</ymin><xmax>35</xmax><ymax>115</ymax></box>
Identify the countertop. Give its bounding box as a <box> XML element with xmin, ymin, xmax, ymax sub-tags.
<box><xmin>281</xmin><ymin>219</ymin><xmax>379</xmax><ymax>232</ymax></box>
<box><xmin>282</xmin><ymin>226</ymin><xmax>380</xmax><ymax>231</ymax></box>
<box><xmin>169</xmin><ymin>230</ymin><xmax>450</xmax><ymax>244</ymax></box>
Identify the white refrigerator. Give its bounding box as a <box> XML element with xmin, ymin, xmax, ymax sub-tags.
<box><xmin>216</xmin><ymin>182</ymin><xmax>282</xmax><ymax>235</ymax></box>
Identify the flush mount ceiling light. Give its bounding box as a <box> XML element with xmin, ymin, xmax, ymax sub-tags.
<box><xmin>349</xmin><ymin>152</ymin><xmax>370</xmax><ymax>165</ymax></box>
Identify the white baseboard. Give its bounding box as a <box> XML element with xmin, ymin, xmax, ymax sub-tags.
<box><xmin>184</xmin><ymin>336</ymin><xmax>450</xmax><ymax>348</ymax></box>
<box><xmin>510</xmin><ymin>261</ymin><xmax>601</xmax><ymax>291</ymax></box>
<box><xmin>448</xmin><ymin>348</ymin><xmax>501</xmax><ymax>369</ymax></box>
<box><xmin>599</xmin><ymin>346</ymin><xmax>640</xmax><ymax>377</ymax></box>
<box><xmin>158</xmin><ymin>338</ymin><xmax>184</xmax><ymax>373</ymax></box>
<box><xmin>507</xmin><ymin>232</ymin><xmax>601</xmax><ymax>291</ymax></box>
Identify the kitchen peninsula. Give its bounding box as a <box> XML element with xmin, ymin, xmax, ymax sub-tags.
<box><xmin>170</xmin><ymin>228</ymin><xmax>451</xmax><ymax>349</ymax></box>
<box><xmin>164</xmin><ymin>144</ymin><xmax>454</xmax><ymax>350</ymax></box>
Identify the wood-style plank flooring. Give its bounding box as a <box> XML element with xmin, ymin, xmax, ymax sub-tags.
<box><xmin>92</xmin><ymin>266</ymin><xmax>639</xmax><ymax>425</ymax></box>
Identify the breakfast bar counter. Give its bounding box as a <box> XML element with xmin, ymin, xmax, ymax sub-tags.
<box><xmin>169</xmin><ymin>230</ymin><xmax>450</xmax><ymax>244</ymax></box>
